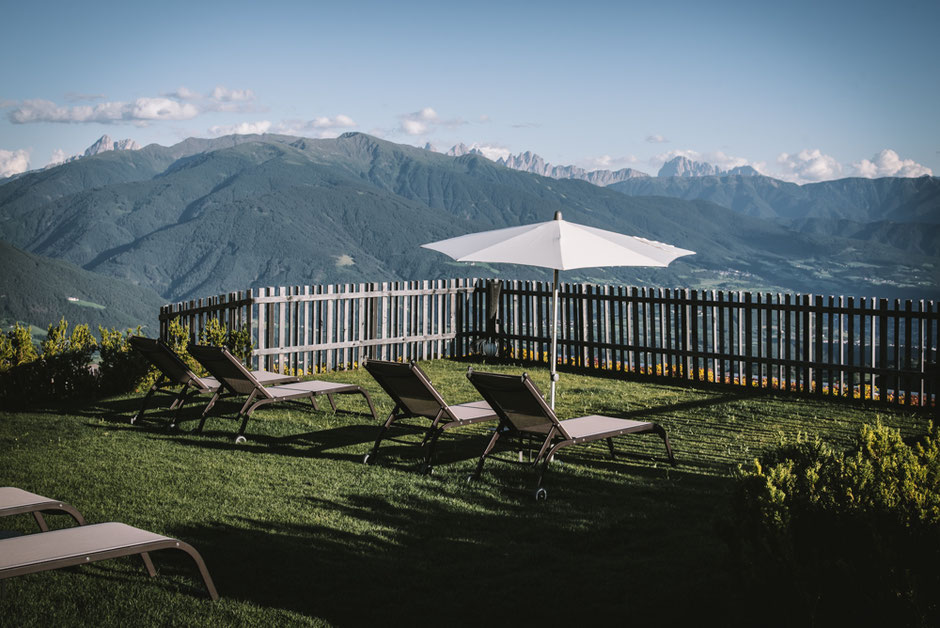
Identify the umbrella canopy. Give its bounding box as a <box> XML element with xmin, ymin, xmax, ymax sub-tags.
<box><xmin>422</xmin><ymin>214</ymin><xmax>693</xmax><ymax>271</ymax></box>
<box><xmin>421</xmin><ymin>211</ymin><xmax>694</xmax><ymax>407</ymax></box>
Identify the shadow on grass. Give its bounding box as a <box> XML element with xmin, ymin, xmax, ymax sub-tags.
<box><xmin>169</xmin><ymin>467</ymin><xmax>736</xmax><ymax>627</ymax></box>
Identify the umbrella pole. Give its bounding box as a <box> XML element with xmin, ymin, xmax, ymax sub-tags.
<box><xmin>550</xmin><ymin>268</ymin><xmax>559</xmax><ymax>409</ymax></box>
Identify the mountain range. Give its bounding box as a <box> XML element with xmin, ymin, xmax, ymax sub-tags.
<box><xmin>0</xmin><ymin>132</ymin><xmax>936</xmax><ymax>332</ymax></box>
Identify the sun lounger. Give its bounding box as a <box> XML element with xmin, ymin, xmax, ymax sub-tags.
<box><xmin>188</xmin><ymin>344</ymin><xmax>378</xmax><ymax>443</ymax></box>
<box><xmin>0</xmin><ymin>487</ymin><xmax>86</xmax><ymax>531</ymax></box>
<box><xmin>466</xmin><ymin>369</ymin><xmax>676</xmax><ymax>499</ymax></box>
<box><xmin>0</xmin><ymin>522</ymin><xmax>218</xmax><ymax>600</ymax></box>
<box><xmin>362</xmin><ymin>359</ymin><xmax>498</xmax><ymax>474</ymax></box>
<box><xmin>129</xmin><ymin>336</ymin><xmax>298</xmax><ymax>428</ymax></box>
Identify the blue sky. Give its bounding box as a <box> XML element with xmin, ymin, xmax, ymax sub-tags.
<box><xmin>1</xmin><ymin>0</ymin><xmax>937</xmax><ymax>182</ymax></box>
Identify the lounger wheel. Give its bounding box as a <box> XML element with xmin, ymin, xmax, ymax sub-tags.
<box><xmin>362</xmin><ymin>453</ymin><xmax>372</xmax><ymax>465</ymax></box>
<box><xmin>420</xmin><ymin>463</ymin><xmax>433</xmax><ymax>476</ymax></box>
<box><xmin>130</xmin><ymin>415</ymin><xmax>138</xmax><ymax>425</ymax></box>
<box><xmin>466</xmin><ymin>474</ymin><xmax>475</xmax><ymax>484</ymax></box>
<box><xmin>534</xmin><ymin>488</ymin><xmax>547</xmax><ymax>501</ymax></box>
<box><xmin>234</xmin><ymin>435</ymin><xmax>247</xmax><ymax>445</ymax></box>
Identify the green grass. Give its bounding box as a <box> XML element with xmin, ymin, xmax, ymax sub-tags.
<box><xmin>0</xmin><ymin>358</ymin><xmax>929</xmax><ymax>626</ymax></box>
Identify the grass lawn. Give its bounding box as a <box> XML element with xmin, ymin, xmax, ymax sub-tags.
<box><xmin>0</xmin><ymin>358</ymin><xmax>930</xmax><ymax>626</ymax></box>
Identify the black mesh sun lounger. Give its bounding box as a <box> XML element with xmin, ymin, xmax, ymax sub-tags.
<box><xmin>0</xmin><ymin>487</ymin><xmax>86</xmax><ymax>531</ymax></box>
<box><xmin>129</xmin><ymin>336</ymin><xmax>298</xmax><ymax>428</ymax></box>
<box><xmin>189</xmin><ymin>344</ymin><xmax>378</xmax><ymax>443</ymax></box>
<box><xmin>362</xmin><ymin>359</ymin><xmax>497</xmax><ymax>474</ymax></box>
<box><xmin>466</xmin><ymin>369</ymin><xmax>676</xmax><ymax>499</ymax></box>
<box><xmin>0</xmin><ymin>522</ymin><xmax>218</xmax><ymax>600</ymax></box>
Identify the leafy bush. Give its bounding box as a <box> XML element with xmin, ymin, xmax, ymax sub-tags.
<box><xmin>38</xmin><ymin>318</ymin><xmax>98</xmax><ymax>398</ymax></box>
<box><xmin>727</xmin><ymin>423</ymin><xmax>940</xmax><ymax>626</ymax></box>
<box><xmin>98</xmin><ymin>326</ymin><xmax>149</xmax><ymax>394</ymax></box>
<box><xmin>0</xmin><ymin>322</ymin><xmax>38</xmax><ymax>371</ymax></box>
<box><xmin>199</xmin><ymin>317</ymin><xmax>253</xmax><ymax>364</ymax></box>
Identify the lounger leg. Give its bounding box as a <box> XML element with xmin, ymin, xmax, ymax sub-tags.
<box><xmin>32</xmin><ymin>511</ymin><xmax>49</xmax><ymax>532</ymax></box>
<box><xmin>422</xmin><ymin>428</ymin><xmax>445</xmax><ymax>474</ymax></box>
<box><xmin>172</xmin><ymin>541</ymin><xmax>220</xmax><ymax>601</ymax></box>
<box><xmin>364</xmin><ymin>405</ymin><xmax>400</xmax><ymax>464</ymax></box>
<box><xmin>310</xmin><ymin>396</ymin><xmax>320</xmax><ymax>411</ymax></box>
<box><xmin>196</xmin><ymin>390</ymin><xmax>223</xmax><ymax>433</ymax></box>
<box><xmin>607</xmin><ymin>437</ymin><xmax>616</xmax><ymax>459</ymax></box>
<box><xmin>140</xmin><ymin>551</ymin><xmax>157</xmax><ymax>577</ymax></box>
<box><xmin>536</xmin><ymin>442</ymin><xmax>565</xmax><ymax>489</ymax></box>
<box><xmin>168</xmin><ymin>384</ymin><xmax>189</xmax><ymax>411</ymax></box>
<box><xmin>653</xmin><ymin>424</ymin><xmax>677</xmax><ymax>466</ymax></box>
<box><xmin>326</xmin><ymin>394</ymin><xmax>337</xmax><ymax>412</ymax></box>
<box><xmin>420</xmin><ymin>410</ymin><xmax>446</xmax><ymax>447</ymax></box>
<box><xmin>132</xmin><ymin>376</ymin><xmax>165</xmax><ymax>424</ymax></box>
<box><xmin>471</xmin><ymin>425</ymin><xmax>503</xmax><ymax>480</ymax></box>
<box><xmin>358</xmin><ymin>389</ymin><xmax>378</xmax><ymax>421</ymax></box>
<box><xmin>230</xmin><ymin>391</ymin><xmax>260</xmax><ymax>442</ymax></box>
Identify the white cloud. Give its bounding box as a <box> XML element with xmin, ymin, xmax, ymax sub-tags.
<box><xmin>397</xmin><ymin>107</ymin><xmax>467</xmax><ymax>136</ymax></box>
<box><xmin>208</xmin><ymin>120</ymin><xmax>272</xmax><ymax>136</ymax></box>
<box><xmin>309</xmin><ymin>114</ymin><xmax>356</xmax><ymax>129</ymax></box>
<box><xmin>472</xmin><ymin>143</ymin><xmax>512</xmax><ymax>162</ymax></box>
<box><xmin>852</xmin><ymin>149</ymin><xmax>932</xmax><ymax>178</ymax></box>
<box><xmin>272</xmin><ymin>114</ymin><xmax>357</xmax><ymax>138</ymax></box>
<box><xmin>645</xmin><ymin>134</ymin><xmax>668</xmax><ymax>144</ymax></box>
<box><xmin>399</xmin><ymin>107</ymin><xmax>439</xmax><ymax>135</ymax></box>
<box><xmin>167</xmin><ymin>86</ymin><xmax>200</xmax><ymax>101</ymax></box>
<box><xmin>583</xmin><ymin>154</ymin><xmax>641</xmax><ymax>170</ymax></box>
<box><xmin>401</xmin><ymin>119</ymin><xmax>428</xmax><ymax>135</ymax></box>
<box><xmin>0</xmin><ymin>149</ymin><xmax>29</xmax><ymax>177</ymax></box>
<box><xmin>775</xmin><ymin>149</ymin><xmax>843</xmax><ymax>183</ymax></box>
<box><xmin>4</xmin><ymin>85</ymin><xmax>256</xmax><ymax>125</ymax></box>
<box><xmin>6</xmin><ymin>97</ymin><xmax>200</xmax><ymax>124</ymax></box>
<box><xmin>47</xmin><ymin>148</ymin><xmax>70</xmax><ymax>166</ymax></box>
<box><xmin>210</xmin><ymin>86</ymin><xmax>254</xmax><ymax>102</ymax></box>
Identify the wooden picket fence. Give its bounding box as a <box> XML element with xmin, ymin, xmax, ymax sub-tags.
<box><xmin>159</xmin><ymin>280</ymin><xmax>478</xmax><ymax>374</ymax></box>
<box><xmin>159</xmin><ymin>278</ymin><xmax>938</xmax><ymax>408</ymax></box>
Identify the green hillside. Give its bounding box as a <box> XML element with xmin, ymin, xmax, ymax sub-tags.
<box><xmin>0</xmin><ymin>241</ymin><xmax>165</xmax><ymax>333</ymax></box>
<box><xmin>608</xmin><ymin>173</ymin><xmax>940</xmax><ymax>224</ymax></box>
<box><xmin>0</xmin><ymin>132</ymin><xmax>935</xmax><ymax>333</ymax></box>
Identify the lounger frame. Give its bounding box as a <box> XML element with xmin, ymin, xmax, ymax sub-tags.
<box><xmin>189</xmin><ymin>344</ymin><xmax>378</xmax><ymax>442</ymax></box>
<box><xmin>466</xmin><ymin>369</ymin><xmax>675</xmax><ymax>497</ymax></box>
<box><xmin>129</xmin><ymin>337</ymin><xmax>298</xmax><ymax>428</ymax></box>
<box><xmin>0</xmin><ymin>522</ymin><xmax>218</xmax><ymax>600</ymax></box>
<box><xmin>0</xmin><ymin>487</ymin><xmax>86</xmax><ymax>531</ymax></box>
<box><xmin>363</xmin><ymin>359</ymin><xmax>497</xmax><ymax>473</ymax></box>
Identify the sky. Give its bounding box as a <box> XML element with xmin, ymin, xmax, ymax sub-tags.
<box><xmin>1</xmin><ymin>0</ymin><xmax>937</xmax><ymax>183</ymax></box>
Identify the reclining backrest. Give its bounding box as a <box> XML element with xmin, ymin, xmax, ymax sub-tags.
<box><xmin>466</xmin><ymin>370</ymin><xmax>567</xmax><ymax>437</ymax></box>
<box><xmin>364</xmin><ymin>360</ymin><xmax>445</xmax><ymax>418</ymax></box>
<box><xmin>188</xmin><ymin>345</ymin><xmax>262</xmax><ymax>396</ymax></box>
<box><xmin>129</xmin><ymin>336</ymin><xmax>200</xmax><ymax>387</ymax></box>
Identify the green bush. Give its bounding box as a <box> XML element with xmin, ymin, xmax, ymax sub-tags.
<box><xmin>199</xmin><ymin>317</ymin><xmax>253</xmax><ymax>364</ymax></box>
<box><xmin>38</xmin><ymin>318</ymin><xmax>98</xmax><ymax>398</ymax></box>
<box><xmin>0</xmin><ymin>322</ymin><xmax>38</xmax><ymax>371</ymax></box>
<box><xmin>727</xmin><ymin>423</ymin><xmax>940</xmax><ymax>626</ymax></box>
<box><xmin>98</xmin><ymin>326</ymin><xmax>149</xmax><ymax>394</ymax></box>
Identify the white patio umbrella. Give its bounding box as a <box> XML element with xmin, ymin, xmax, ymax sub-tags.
<box><xmin>422</xmin><ymin>211</ymin><xmax>695</xmax><ymax>408</ymax></box>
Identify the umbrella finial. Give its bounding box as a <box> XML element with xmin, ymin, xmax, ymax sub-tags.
<box><xmin>554</xmin><ymin>210</ymin><xmax>562</xmax><ymax>221</ymax></box>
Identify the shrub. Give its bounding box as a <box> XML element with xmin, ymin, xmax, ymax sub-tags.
<box><xmin>37</xmin><ymin>318</ymin><xmax>98</xmax><ymax>398</ymax></box>
<box><xmin>0</xmin><ymin>323</ymin><xmax>38</xmax><ymax>371</ymax></box>
<box><xmin>727</xmin><ymin>423</ymin><xmax>940</xmax><ymax>626</ymax></box>
<box><xmin>98</xmin><ymin>326</ymin><xmax>149</xmax><ymax>394</ymax></box>
<box><xmin>199</xmin><ymin>318</ymin><xmax>253</xmax><ymax>364</ymax></box>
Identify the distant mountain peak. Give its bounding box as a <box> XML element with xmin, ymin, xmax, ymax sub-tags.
<box><xmin>658</xmin><ymin>156</ymin><xmax>722</xmax><ymax>177</ymax></box>
<box><xmin>83</xmin><ymin>134</ymin><xmax>140</xmax><ymax>157</ymax></box>
<box><xmin>438</xmin><ymin>143</ymin><xmax>649</xmax><ymax>186</ymax></box>
<box><xmin>657</xmin><ymin>156</ymin><xmax>761</xmax><ymax>178</ymax></box>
